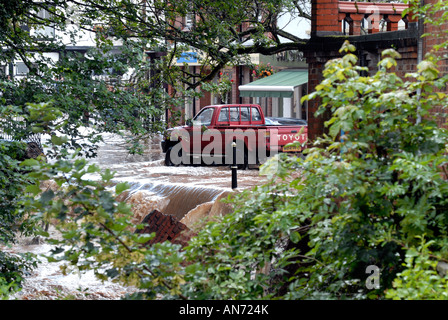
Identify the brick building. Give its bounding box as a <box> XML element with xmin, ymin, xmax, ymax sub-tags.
<box><xmin>303</xmin><ymin>0</ymin><xmax>448</xmax><ymax>141</ymax></box>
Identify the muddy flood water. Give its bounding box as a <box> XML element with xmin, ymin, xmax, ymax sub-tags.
<box><xmin>3</xmin><ymin>132</ymin><xmax>271</xmax><ymax>300</ymax></box>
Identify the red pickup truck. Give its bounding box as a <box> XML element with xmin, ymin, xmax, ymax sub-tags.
<box><xmin>161</xmin><ymin>104</ymin><xmax>307</xmax><ymax>169</ymax></box>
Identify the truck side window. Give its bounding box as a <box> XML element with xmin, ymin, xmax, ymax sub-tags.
<box><xmin>218</xmin><ymin>108</ymin><xmax>229</xmax><ymax>122</ymax></box>
<box><xmin>241</xmin><ymin>107</ymin><xmax>250</xmax><ymax>121</ymax></box>
<box><xmin>251</xmin><ymin>107</ymin><xmax>261</xmax><ymax>121</ymax></box>
<box><xmin>229</xmin><ymin>107</ymin><xmax>240</xmax><ymax>122</ymax></box>
<box><xmin>194</xmin><ymin>108</ymin><xmax>214</xmax><ymax>126</ymax></box>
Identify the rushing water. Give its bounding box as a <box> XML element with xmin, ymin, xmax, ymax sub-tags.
<box><xmin>4</xmin><ymin>132</ymin><xmax>269</xmax><ymax>300</ymax></box>
<box><xmin>122</xmin><ymin>181</ymin><xmax>227</xmax><ymax>220</ymax></box>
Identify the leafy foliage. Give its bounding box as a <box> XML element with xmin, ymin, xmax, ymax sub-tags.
<box><xmin>182</xmin><ymin>175</ymin><xmax>301</xmax><ymax>299</ymax></box>
<box><xmin>385</xmin><ymin>237</ymin><xmax>448</xmax><ymax>300</ymax></box>
<box><xmin>0</xmin><ymin>0</ymin><xmax>172</xmax><ymax>157</ymax></box>
<box><xmin>0</xmin><ymin>251</ymin><xmax>37</xmax><ymax>299</ymax></box>
<box><xmin>1</xmin><ymin>0</ymin><xmax>311</xmax><ymax>98</ymax></box>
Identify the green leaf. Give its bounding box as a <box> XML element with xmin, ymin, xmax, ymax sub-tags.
<box><xmin>51</xmin><ymin>135</ymin><xmax>69</xmax><ymax>146</ymax></box>
<box><xmin>101</xmin><ymin>169</ymin><xmax>115</xmax><ymax>182</ymax></box>
<box><xmin>20</xmin><ymin>158</ymin><xmax>40</xmax><ymax>167</ymax></box>
<box><xmin>87</xmin><ymin>164</ymin><xmax>100</xmax><ymax>173</ymax></box>
<box><xmin>115</xmin><ymin>182</ymin><xmax>130</xmax><ymax>195</ymax></box>
<box><xmin>25</xmin><ymin>184</ymin><xmax>41</xmax><ymax>196</ymax></box>
<box><xmin>40</xmin><ymin>189</ymin><xmax>55</xmax><ymax>204</ymax></box>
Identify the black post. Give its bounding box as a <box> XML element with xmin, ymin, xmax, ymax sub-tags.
<box><xmin>231</xmin><ymin>142</ymin><xmax>237</xmax><ymax>189</ymax></box>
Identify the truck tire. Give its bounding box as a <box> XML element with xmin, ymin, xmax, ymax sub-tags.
<box><xmin>165</xmin><ymin>145</ymin><xmax>182</xmax><ymax>166</ymax></box>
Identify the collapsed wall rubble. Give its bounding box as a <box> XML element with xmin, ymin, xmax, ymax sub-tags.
<box><xmin>135</xmin><ymin>209</ymin><xmax>196</xmax><ymax>247</ymax></box>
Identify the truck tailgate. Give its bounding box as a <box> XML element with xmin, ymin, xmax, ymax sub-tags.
<box><xmin>268</xmin><ymin>126</ymin><xmax>307</xmax><ymax>152</ymax></box>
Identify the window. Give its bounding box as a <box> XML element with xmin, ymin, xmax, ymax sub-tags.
<box><xmin>35</xmin><ymin>8</ymin><xmax>55</xmax><ymax>38</ymax></box>
<box><xmin>193</xmin><ymin>108</ymin><xmax>214</xmax><ymax>126</ymax></box>
<box><xmin>229</xmin><ymin>107</ymin><xmax>240</xmax><ymax>122</ymax></box>
<box><xmin>251</xmin><ymin>107</ymin><xmax>261</xmax><ymax>121</ymax></box>
<box><xmin>185</xmin><ymin>14</ymin><xmax>194</xmax><ymax>29</ymax></box>
<box><xmin>16</xmin><ymin>62</ymin><xmax>29</xmax><ymax>75</ymax></box>
<box><xmin>182</xmin><ymin>6</ymin><xmax>195</xmax><ymax>31</ymax></box>
<box><xmin>218</xmin><ymin>108</ymin><xmax>229</xmax><ymax>122</ymax></box>
<box><xmin>241</xmin><ymin>107</ymin><xmax>250</xmax><ymax>121</ymax></box>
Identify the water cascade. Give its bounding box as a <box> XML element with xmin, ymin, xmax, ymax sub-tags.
<box><xmin>117</xmin><ymin>181</ymin><xmax>230</xmax><ymax>222</ymax></box>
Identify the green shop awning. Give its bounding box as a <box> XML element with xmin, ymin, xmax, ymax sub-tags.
<box><xmin>239</xmin><ymin>69</ymin><xmax>308</xmax><ymax>98</ymax></box>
